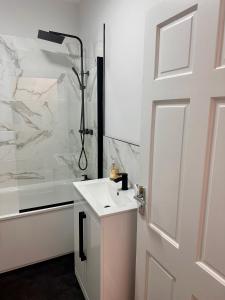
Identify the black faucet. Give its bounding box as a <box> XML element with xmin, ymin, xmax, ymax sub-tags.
<box><xmin>111</xmin><ymin>173</ymin><xmax>128</xmax><ymax>190</ymax></box>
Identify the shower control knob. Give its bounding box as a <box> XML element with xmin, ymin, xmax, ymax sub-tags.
<box><xmin>79</xmin><ymin>129</ymin><xmax>93</xmax><ymax>135</ymax></box>
<box><xmin>85</xmin><ymin>129</ymin><xmax>93</xmax><ymax>135</ymax></box>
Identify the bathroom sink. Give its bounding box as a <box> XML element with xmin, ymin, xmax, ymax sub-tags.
<box><xmin>73</xmin><ymin>178</ymin><xmax>137</xmax><ymax>217</ymax></box>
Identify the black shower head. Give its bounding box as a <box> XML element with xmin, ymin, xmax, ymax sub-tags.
<box><xmin>38</xmin><ymin>30</ymin><xmax>65</xmax><ymax>44</ymax></box>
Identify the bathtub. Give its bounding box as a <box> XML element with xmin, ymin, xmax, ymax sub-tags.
<box><xmin>0</xmin><ymin>179</ymin><xmax>83</xmax><ymax>273</ymax></box>
<box><xmin>0</xmin><ymin>179</ymin><xmax>83</xmax><ymax>216</ymax></box>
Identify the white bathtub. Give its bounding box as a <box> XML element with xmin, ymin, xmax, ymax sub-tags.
<box><xmin>0</xmin><ymin>179</ymin><xmax>83</xmax><ymax>217</ymax></box>
<box><xmin>0</xmin><ymin>179</ymin><xmax>84</xmax><ymax>273</ymax></box>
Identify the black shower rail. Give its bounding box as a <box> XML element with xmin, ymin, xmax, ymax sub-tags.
<box><xmin>38</xmin><ymin>30</ymin><xmax>93</xmax><ymax>171</ymax></box>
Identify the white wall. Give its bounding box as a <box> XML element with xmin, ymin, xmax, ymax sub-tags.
<box><xmin>0</xmin><ymin>0</ymin><xmax>80</xmax><ymax>39</ymax></box>
<box><xmin>79</xmin><ymin>0</ymin><xmax>156</xmax><ymax>145</ymax></box>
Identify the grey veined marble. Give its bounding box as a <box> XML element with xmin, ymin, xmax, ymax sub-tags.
<box><xmin>0</xmin><ymin>34</ymin><xmax>98</xmax><ymax>191</ymax></box>
<box><xmin>0</xmin><ymin>172</ymin><xmax>45</xmax><ymax>184</ymax></box>
<box><xmin>103</xmin><ymin>136</ymin><xmax>140</xmax><ymax>185</ymax></box>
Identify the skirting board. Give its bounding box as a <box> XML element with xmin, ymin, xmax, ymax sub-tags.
<box><xmin>0</xmin><ymin>205</ymin><xmax>74</xmax><ymax>273</ymax></box>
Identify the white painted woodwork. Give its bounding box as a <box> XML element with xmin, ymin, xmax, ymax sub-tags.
<box><xmin>0</xmin><ymin>205</ymin><xmax>74</xmax><ymax>273</ymax></box>
<box><xmin>74</xmin><ymin>202</ymin><xmax>89</xmax><ymax>299</ymax></box>
<box><xmin>74</xmin><ymin>201</ymin><xmax>101</xmax><ymax>300</ymax></box>
<box><xmin>157</xmin><ymin>10</ymin><xmax>195</xmax><ymax>78</ymax></box>
<box><xmin>74</xmin><ymin>201</ymin><xmax>137</xmax><ymax>300</ymax></box>
<box><xmin>216</xmin><ymin>0</ymin><xmax>225</xmax><ymax>68</ymax></box>
<box><xmin>199</xmin><ymin>99</ymin><xmax>225</xmax><ymax>281</ymax></box>
<box><xmin>86</xmin><ymin>207</ymin><xmax>101</xmax><ymax>300</ymax></box>
<box><xmin>135</xmin><ymin>1</ymin><xmax>225</xmax><ymax>300</ymax></box>
<box><xmin>151</xmin><ymin>102</ymin><xmax>188</xmax><ymax>243</ymax></box>
<box><xmin>146</xmin><ymin>255</ymin><xmax>175</xmax><ymax>300</ymax></box>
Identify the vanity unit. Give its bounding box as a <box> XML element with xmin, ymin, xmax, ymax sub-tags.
<box><xmin>73</xmin><ymin>178</ymin><xmax>137</xmax><ymax>300</ymax></box>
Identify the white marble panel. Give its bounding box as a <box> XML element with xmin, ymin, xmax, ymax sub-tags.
<box><xmin>0</xmin><ymin>131</ymin><xmax>16</xmax><ymax>161</ymax></box>
<box><xmin>0</xmin><ymin>100</ymin><xmax>14</xmax><ymax>130</ymax></box>
<box><xmin>103</xmin><ymin>136</ymin><xmax>140</xmax><ymax>185</ymax></box>
<box><xmin>0</xmin><ymin>33</ymin><xmax>98</xmax><ymax>199</ymax></box>
<box><xmin>0</xmin><ymin>36</ymin><xmax>22</xmax><ymax>99</ymax></box>
<box><xmin>0</xmin><ymin>159</ymin><xmax>18</xmax><ymax>189</ymax></box>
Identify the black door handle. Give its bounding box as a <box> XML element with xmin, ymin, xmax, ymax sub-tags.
<box><xmin>79</xmin><ymin>211</ymin><xmax>87</xmax><ymax>261</ymax></box>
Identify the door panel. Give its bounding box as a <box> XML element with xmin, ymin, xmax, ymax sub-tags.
<box><xmin>197</xmin><ymin>98</ymin><xmax>225</xmax><ymax>284</ymax></box>
<box><xmin>135</xmin><ymin>1</ymin><xmax>225</xmax><ymax>300</ymax></box>
<box><xmin>216</xmin><ymin>0</ymin><xmax>225</xmax><ymax>68</ymax></box>
<box><xmin>150</xmin><ymin>100</ymin><xmax>189</xmax><ymax>244</ymax></box>
<box><xmin>146</xmin><ymin>254</ymin><xmax>175</xmax><ymax>300</ymax></box>
<box><xmin>156</xmin><ymin>5</ymin><xmax>197</xmax><ymax>79</ymax></box>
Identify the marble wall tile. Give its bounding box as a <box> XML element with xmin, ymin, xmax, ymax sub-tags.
<box><xmin>0</xmin><ymin>36</ymin><xmax>22</xmax><ymax>99</ymax></box>
<box><xmin>0</xmin><ymin>160</ymin><xmax>18</xmax><ymax>189</ymax></box>
<box><xmin>0</xmin><ymin>131</ymin><xmax>16</xmax><ymax>161</ymax></box>
<box><xmin>0</xmin><ymin>101</ymin><xmax>14</xmax><ymax>130</ymax></box>
<box><xmin>103</xmin><ymin>136</ymin><xmax>140</xmax><ymax>185</ymax></box>
<box><xmin>0</xmin><ymin>33</ymin><xmax>98</xmax><ymax>194</ymax></box>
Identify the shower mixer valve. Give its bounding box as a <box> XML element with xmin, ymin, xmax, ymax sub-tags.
<box><xmin>79</xmin><ymin>128</ymin><xmax>93</xmax><ymax>135</ymax></box>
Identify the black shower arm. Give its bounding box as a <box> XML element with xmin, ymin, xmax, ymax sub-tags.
<box><xmin>49</xmin><ymin>31</ymin><xmax>85</xmax><ymax>83</ymax></box>
<box><xmin>49</xmin><ymin>31</ymin><xmax>83</xmax><ymax>57</ymax></box>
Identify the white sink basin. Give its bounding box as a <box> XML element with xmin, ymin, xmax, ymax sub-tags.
<box><xmin>73</xmin><ymin>178</ymin><xmax>137</xmax><ymax>217</ymax></box>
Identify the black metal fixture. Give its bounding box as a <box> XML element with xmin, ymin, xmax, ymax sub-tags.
<box><xmin>79</xmin><ymin>211</ymin><xmax>87</xmax><ymax>261</ymax></box>
<box><xmin>111</xmin><ymin>173</ymin><xmax>129</xmax><ymax>191</ymax></box>
<box><xmin>96</xmin><ymin>24</ymin><xmax>105</xmax><ymax>178</ymax></box>
<box><xmin>38</xmin><ymin>30</ymin><xmax>93</xmax><ymax>171</ymax></box>
<box><xmin>97</xmin><ymin>57</ymin><xmax>104</xmax><ymax>178</ymax></box>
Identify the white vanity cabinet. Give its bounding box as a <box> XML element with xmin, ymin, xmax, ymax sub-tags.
<box><xmin>74</xmin><ymin>201</ymin><xmax>101</xmax><ymax>300</ymax></box>
<box><xmin>74</xmin><ymin>201</ymin><xmax>137</xmax><ymax>300</ymax></box>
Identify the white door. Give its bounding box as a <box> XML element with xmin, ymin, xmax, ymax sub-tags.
<box><xmin>135</xmin><ymin>1</ymin><xmax>225</xmax><ymax>300</ymax></box>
